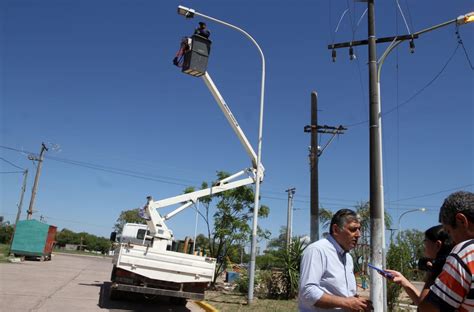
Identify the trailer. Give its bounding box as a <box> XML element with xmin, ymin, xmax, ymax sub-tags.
<box><xmin>11</xmin><ymin>219</ymin><xmax>56</xmax><ymax>261</ymax></box>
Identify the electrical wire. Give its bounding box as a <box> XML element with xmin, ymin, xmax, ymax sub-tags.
<box><xmin>383</xmin><ymin>42</ymin><xmax>460</xmax><ymax>116</ymax></box>
<box><xmin>343</xmin><ymin>41</ymin><xmax>461</xmax><ymax>127</ymax></box>
<box><xmin>47</xmin><ymin>155</ymin><xmax>197</xmax><ymax>187</ymax></box>
<box><xmin>394</xmin><ymin>0</ymin><xmax>412</xmax><ymax>34</ymax></box>
<box><xmin>0</xmin><ymin>157</ymin><xmax>24</xmax><ymax>171</ymax></box>
<box><xmin>1</xmin><ymin>212</ymin><xmax>112</xmax><ymax>230</ymax></box>
<box><xmin>0</xmin><ymin>145</ymin><xmax>201</xmax><ymax>187</ymax></box>
<box><xmin>456</xmin><ymin>26</ymin><xmax>474</xmax><ymax>70</ymax></box>
<box><xmin>403</xmin><ymin>0</ymin><xmax>415</xmax><ymax>35</ymax></box>
<box><xmin>389</xmin><ymin>184</ymin><xmax>473</xmax><ymax>203</ymax></box>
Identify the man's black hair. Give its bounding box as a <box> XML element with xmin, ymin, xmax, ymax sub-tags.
<box><xmin>438</xmin><ymin>191</ymin><xmax>474</xmax><ymax>227</ymax></box>
<box><xmin>329</xmin><ymin>209</ymin><xmax>360</xmax><ymax>235</ymax></box>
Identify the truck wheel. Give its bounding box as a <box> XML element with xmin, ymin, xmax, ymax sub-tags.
<box><xmin>39</xmin><ymin>255</ymin><xmax>45</xmax><ymax>262</ymax></box>
<box><xmin>109</xmin><ymin>288</ymin><xmax>122</xmax><ymax>301</ymax></box>
<box><xmin>170</xmin><ymin>297</ymin><xmax>187</xmax><ymax>306</ymax></box>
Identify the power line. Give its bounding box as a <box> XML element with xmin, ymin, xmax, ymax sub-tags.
<box><xmin>261</xmin><ymin>194</ymin><xmax>440</xmax><ymax>209</ymax></box>
<box><xmin>383</xmin><ymin>42</ymin><xmax>461</xmax><ymax>116</ymax></box>
<box><xmin>389</xmin><ymin>184</ymin><xmax>474</xmax><ymax>203</ymax></box>
<box><xmin>0</xmin><ymin>157</ymin><xmax>25</xmax><ymax>171</ymax></box>
<box><xmin>47</xmin><ymin>156</ymin><xmax>195</xmax><ymax>187</ymax></box>
<box><xmin>344</xmin><ymin>40</ymin><xmax>461</xmax><ymax>127</ymax></box>
<box><xmin>1</xmin><ymin>211</ymin><xmax>112</xmax><ymax>230</ymax></box>
<box><xmin>0</xmin><ymin>145</ymin><xmax>201</xmax><ymax>187</ymax></box>
<box><xmin>456</xmin><ymin>26</ymin><xmax>474</xmax><ymax>70</ymax></box>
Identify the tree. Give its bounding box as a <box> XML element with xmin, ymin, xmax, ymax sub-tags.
<box><xmin>185</xmin><ymin>171</ymin><xmax>271</xmax><ymax>285</ymax></box>
<box><xmin>266</xmin><ymin>226</ymin><xmax>287</xmax><ymax>251</ymax></box>
<box><xmin>261</xmin><ymin>226</ymin><xmax>288</xmax><ymax>270</ymax></box>
<box><xmin>55</xmin><ymin>228</ymin><xmax>111</xmax><ymax>253</ymax></box>
<box><xmin>0</xmin><ymin>222</ymin><xmax>13</xmax><ymax>244</ymax></box>
<box><xmin>318</xmin><ymin>207</ymin><xmax>334</xmax><ymax>235</ymax></box>
<box><xmin>56</xmin><ymin>228</ymin><xmax>81</xmax><ymax>246</ymax></box>
<box><xmin>394</xmin><ymin>229</ymin><xmax>425</xmax><ymax>279</ymax></box>
<box><xmin>385</xmin><ymin>229</ymin><xmax>424</xmax><ymax>309</ymax></box>
<box><xmin>114</xmin><ymin>208</ymin><xmax>146</xmax><ymax>233</ymax></box>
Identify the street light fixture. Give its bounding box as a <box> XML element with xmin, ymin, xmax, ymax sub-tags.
<box><xmin>177</xmin><ymin>5</ymin><xmax>195</xmax><ymax>18</ymax></box>
<box><xmin>177</xmin><ymin>5</ymin><xmax>266</xmax><ymax>305</ymax></box>
<box><xmin>457</xmin><ymin>12</ymin><xmax>474</xmax><ymax>25</ymax></box>
<box><xmin>397</xmin><ymin>208</ymin><xmax>426</xmax><ymax>273</ymax></box>
<box><xmin>397</xmin><ymin>208</ymin><xmax>427</xmax><ymax>243</ymax></box>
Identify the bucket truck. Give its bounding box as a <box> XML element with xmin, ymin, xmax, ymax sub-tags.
<box><xmin>109</xmin><ymin>67</ymin><xmax>264</xmax><ymax>303</ymax></box>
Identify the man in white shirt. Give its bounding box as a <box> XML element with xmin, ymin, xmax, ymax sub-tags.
<box><xmin>298</xmin><ymin>209</ymin><xmax>372</xmax><ymax>311</ymax></box>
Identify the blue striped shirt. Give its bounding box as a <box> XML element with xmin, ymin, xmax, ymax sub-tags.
<box><xmin>298</xmin><ymin>235</ymin><xmax>357</xmax><ymax>311</ymax></box>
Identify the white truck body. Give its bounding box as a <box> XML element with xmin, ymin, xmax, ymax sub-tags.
<box><xmin>113</xmin><ymin>239</ymin><xmax>216</xmax><ymax>284</ymax></box>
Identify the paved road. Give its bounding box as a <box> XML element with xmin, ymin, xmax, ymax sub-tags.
<box><xmin>0</xmin><ymin>253</ymin><xmax>204</xmax><ymax>312</ymax></box>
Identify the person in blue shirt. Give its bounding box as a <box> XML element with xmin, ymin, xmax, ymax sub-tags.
<box><xmin>194</xmin><ymin>21</ymin><xmax>210</xmax><ymax>38</ymax></box>
<box><xmin>298</xmin><ymin>209</ymin><xmax>372</xmax><ymax>311</ymax></box>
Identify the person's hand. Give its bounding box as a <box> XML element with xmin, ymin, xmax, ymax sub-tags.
<box><xmin>384</xmin><ymin>269</ymin><xmax>409</xmax><ymax>287</ymax></box>
<box><xmin>344</xmin><ymin>295</ymin><xmax>373</xmax><ymax>311</ymax></box>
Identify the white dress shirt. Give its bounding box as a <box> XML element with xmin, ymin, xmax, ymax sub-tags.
<box><xmin>298</xmin><ymin>235</ymin><xmax>357</xmax><ymax>311</ymax></box>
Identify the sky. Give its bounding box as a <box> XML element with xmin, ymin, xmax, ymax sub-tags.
<box><xmin>1</xmin><ymin>0</ymin><xmax>473</xmax><ymax>249</ymax></box>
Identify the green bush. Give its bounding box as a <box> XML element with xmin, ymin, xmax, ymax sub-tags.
<box><xmin>386</xmin><ymin>243</ymin><xmax>403</xmax><ymax>309</ymax></box>
<box><xmin>236</xmin><ymin>269</ymin><xmax>250</xmax><ymax>294</ymax></box>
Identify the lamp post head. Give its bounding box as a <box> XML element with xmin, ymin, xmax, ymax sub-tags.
<box><xmin>177</xmin><ymin>5</ymin><xmax>195</xmax><ymax>18</ymax></box>
<box><xmin>457</xmin><ymin>12</ymin><xmax>474</xmax><ymax>25</ymax></box>
<box><xmin>420</xmin><ymin>207</ymin><xmax>426</xmax><ymax>212</ymax></box>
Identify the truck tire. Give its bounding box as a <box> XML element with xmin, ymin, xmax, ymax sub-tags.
<box><xmin>109</xmin><ymin>287</ymin><xmax>122</xmax><ymax>301</ymax></box>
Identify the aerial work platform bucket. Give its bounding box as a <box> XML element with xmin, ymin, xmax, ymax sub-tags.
<box><xmin>182</xmin><ymin>35</ymin><xmax>212</xmax><ymax>77</ymax></box>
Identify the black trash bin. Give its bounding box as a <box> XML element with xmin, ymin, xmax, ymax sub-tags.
<box><xmin>182</xmin><ymin>35</ymin><xmax>212</xmax><ymax>77</ymax></box>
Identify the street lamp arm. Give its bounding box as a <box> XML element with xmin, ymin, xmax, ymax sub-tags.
<box><xmin>191</xmin><ymin>11</ymin><xmax>265</xmax><ymax>65</ymax></box>
<box><xmin>397</xmin><ymin>208</ymin><xmax>426</xmax><ymax>234</ymax></box>
<box><xmin>187</xmin><ymin>8</ymin><xmax>266</xmax><ymax>180</ymax></box>
<box><xmin>415</xmin><ymin>18</ymin><xmax>457</xmax><ymax>37</ymax></box>
<box><xmin>378</xmin><ymin>12</ymin><xmax>473</xmax><ymax>81</ymax></box>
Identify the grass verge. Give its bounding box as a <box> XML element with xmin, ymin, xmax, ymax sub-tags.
<box><xmin>205</xmin><ymin>291</ymin><xmax>297</xmax><ymax>312</ymax></box>
<box><xmin>0</xmin><ymin>243</ymin><xmax>10</xmax><ymax>262</ymax></box>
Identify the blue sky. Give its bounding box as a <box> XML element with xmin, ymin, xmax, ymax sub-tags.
<box><xmin>1</xmin><ymin>1</ymin><xmax>473</xmax><ymax>247</ymax></box>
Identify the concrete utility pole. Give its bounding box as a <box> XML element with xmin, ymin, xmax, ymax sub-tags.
<box><xmin>27</xmin><ymin>142</ymin><xmax>48</xmax><ymax>220</ymax></box>
<box><xmin>367</xmin><ymin>2</ymin><xmax>385</xmax><ymax>311</ymax></box>
<box><xmin>15</xmin><ymin>169</ymin><xmax>29</xmax><ymax>225</ymax></box>
<box><xmin>9</xmin><ymin>169</ymin><xmax>29</xmax><ymax>254</ymax></box>
<box><xmin>328</xmin><ymin>6</ymin><xmax>473</xmax><ymax>311</ymax></box>
<box><xmin>327</xmin><ymin>1</ymin><xmax>384</xmax><ymax>309</ymax></box>
<box><xmin>304</xmin><ymin>92</ymin><xmax>346</xmax><ymax>242</ymax></box>
<box><xmin>285</xmin><ymin>187</ymin><xmax>296</xmax><ymax>249</ymax></box>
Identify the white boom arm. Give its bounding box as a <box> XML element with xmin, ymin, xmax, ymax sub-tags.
<box><xmin>202</xmin><ymin>72</ymin><xmax>258</xmax><ymax>168</ymax></box>
<box><xmin>143</xmin><ymin>72</ymin><xmax>264</xmax><ymax>239</ymax></box>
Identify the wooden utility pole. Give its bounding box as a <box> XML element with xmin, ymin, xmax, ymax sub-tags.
<box><xmin>304</xmin><ymin>92</ymin><xmax>346</xmax><ymax>242</ymax></box>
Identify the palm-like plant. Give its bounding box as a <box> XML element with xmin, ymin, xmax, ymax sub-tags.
<box><xmin>319</xmin><ymin>207</ymin><xmax>334</xmax><ymax>234</ymax></box>
<box><xmin>281</xmin><ymin>237</ymin><xmax>308</xmax><ymax>299</ymax></box>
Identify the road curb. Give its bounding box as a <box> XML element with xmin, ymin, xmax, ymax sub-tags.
<box><xmin>195</xmin><ymin>300</ymin><xmax>219</xmax><ymax>312</ymax></box>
